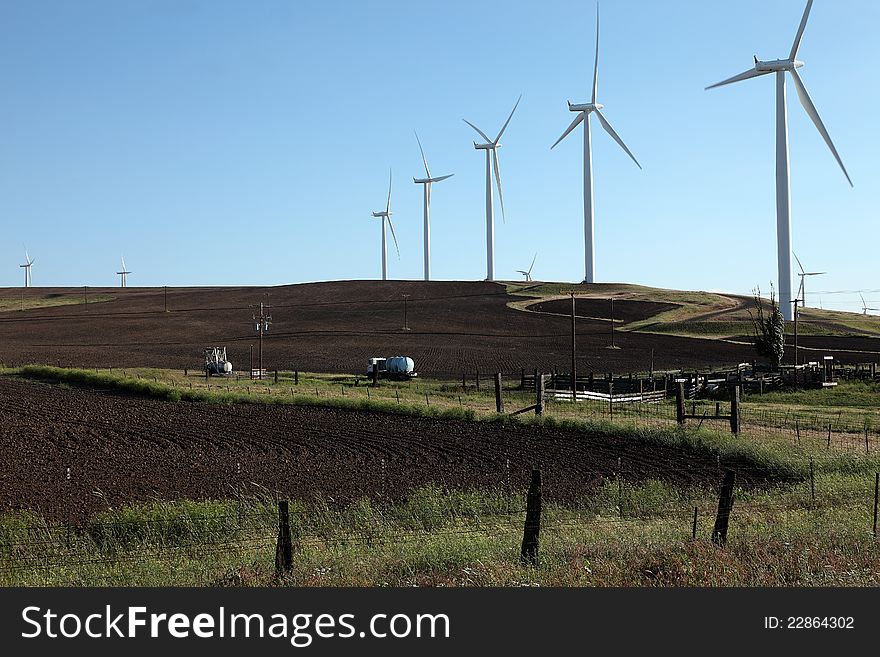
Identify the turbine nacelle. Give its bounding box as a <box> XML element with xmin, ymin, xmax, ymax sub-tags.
<box><xmin>568</xmin><ymin>101</ymin><xmax>603</xmax><ymax>113</ymax></box>
<box><xmin>755</xmin><ymin>58</ymin><xmax>804</xmax><ymax>72</ymax></box>
<box><xmin>473</xmin><ymin>142</ymin><xmax>499</xmax><ymax>151</ymax></box>
<box><xmin>371</xmin><ymin>211</ymin><xmax>392</xmax><ymax>218</ymax></box>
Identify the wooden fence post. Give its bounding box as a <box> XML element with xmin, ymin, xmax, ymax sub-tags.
<box><xmin>520</xmin><ymin>368</ymin><xmax>525</xmax><ymax>389</ymax></box>
<box><xmin>535</xmin><ymin>374</ymin><xmax>545</xmax><ymax>416</ymax></box>
<box><xmin>294</xmin><ymin>370</ymin><xmax>299</xmax><ymax>385</ymax></box>
<box><xmin>711</xmin><ymin>470</ymin><xmax>736</xmax><ymax>546</ymax></box>
<box><xmin>520</xmin><ymin>469</ymin><xmax>542</xmax><ymax>566</ymax></box>
<box><xmin>692</xmin><ymin>506</ymin><xmax>698</xmax><ymax>540</ymax></box>
<box><xmin>730</xmin><ymin>386</ymin><xmax>741</xmax><ymax>434</ymax></box>
<box><xmin>274</xmin><ymin>369</ymin><xmax>278</xmax><ymax>384</ymax></box>
<box><xmin>372</xmin><ymin>364</ymin><xmax>379</xmax><ymax>387</ymax></box>
<box><xmin>275</xmin><ymin>500</ymin><xmax>293</xmax><ymax>577</ymax></box>
<box><xmin>494</xmin><ymin>373</ymin><xmax>504</xmax><ymax>414</ymax></box>
<box><xmin>476</xmin><ymin>369</ymin><xmax>480</xmax><ymax>390</ymax></box>
<box><xmin>810</xmin><ymin>457</ymin><xmax>815</xmax><ymax>502</ymax></box>
<box><xmin>873</xmin><ymin>473</ymin><xmax>879</xmax><ymax>539</ymax></box>
<box><xmin>676</xmin><ymin>382</ymin><xmax>685</xmax><ymax>425</ymax></box>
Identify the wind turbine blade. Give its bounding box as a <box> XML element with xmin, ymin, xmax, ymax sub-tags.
<box><xmin>860</xmin><ymin>293</ymin><xmax>867</xmax><ymax>307</ymax></box>
<box><xmin>492</xmin><ymin>149</ymin><xmax>506</xmax><ymax>222</ymax></box>
<box><xmin>494</xmin><ymin>94</ymin><xmax>522</xmax><ymax>143</ymax></box>
<box><xmin>414</xmin><ymin>131</ymin><xmax>431</xmax><ymax>178</ymax></box>
<box><xmin>463</xmin><ymin>119</ymin><xmax>492</xmax><ymax>144</ymax></box>
<box><xmin>793</xmin><ymin>251</ymin><xmax>805</xmax><ymax>275</ymax></box>
<box><xmin>386</xmin><ymin>169</ymin><xmax>393</xmax><ymax>213</ymax></box>
<box><xmin>431</xmin><ymin>174</ymin><xmax>454</xmax><ymax>183</ymax></box>
<box><xmin>705</xmin><ymin>67</ymin><xmax>769</xmax><ymax>90</ymax></box>
<box><xmin>386</xmin><ymin>217</ymin><xmax>400</xmax><ymax>258</ymax></box>
<box><xmin>790</xmin><ymin>0</ymin><xmax>813</xmax><ymax>60</ymax></box>
<box><xmin>789</xmin><ymin>69</ymin><xmax>852</xmax><ymax>187</ymax></box>
<box><xmin>595</xmin><ymin>109</ymin><xmax>641</xmax><ymax>169</ymax></box>
<box><xmin>551</xmin><ymin>112</ymin><xmax>585</xmax><ymax>150</ymax></box>
<box><xmin>528</xmin><ymin>252</ymin><xmax>537</xmax><ymax>274</ymax></box>
<box><xmin>592</xmin><ymin>3</ymin><xmax>599</xmax><ymax>103</ymax></box>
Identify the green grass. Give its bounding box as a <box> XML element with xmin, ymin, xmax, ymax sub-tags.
<box><xmin>0</xmin><ymin>294</ymin><xmax>114</xmax><ymax>312</ymax></box>
<box><xmin>3</xmin><ymin>475</ymin><xmax>879</xmax><ymax>586</ymax></box>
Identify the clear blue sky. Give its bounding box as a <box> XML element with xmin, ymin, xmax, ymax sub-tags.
<box><xmin>0</xmin><ymin>0</ymin><xmax>876</xmax><ymax>312</ymax></box>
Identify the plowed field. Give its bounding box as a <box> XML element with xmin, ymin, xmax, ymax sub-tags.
<box><xmin>0</xmin><ymin>377</ymin><xmax>785</xmax><ymax>522</ymax></box>
<box><xmin>1</xmin><ymin>281</ymin><xmax>875</xmax><ymax>377</ymax></box>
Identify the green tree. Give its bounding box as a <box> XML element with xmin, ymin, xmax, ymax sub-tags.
<box><xmin>749</xmin><ymin>285</ymin><xmax>785</xmax><ymax>368</ymax></box>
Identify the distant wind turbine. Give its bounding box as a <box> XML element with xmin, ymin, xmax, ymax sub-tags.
<box><xmin>793</xmin><ymin>252</ymin><xmax>825</xmax><ymax>308</ymax></box>
<box><xmin>413</xmin><ymin>132</ymin><xmax>453</xmax><ymax>282</ymax></box>
<box><xmin>706</xmin><ymin>0</ymin><xmax>852</xmax><ymax>322</ymax></box>
<box><xmin>517</xmin><ymin>253</ymin><xmax>538</xmax><ymax>282</ymax></box>
<box><xmin>117</xmin><ymin>257</ymin><xmax>131</xmax><ymax>288</ymax></box>
<box><xmin>463</xmin><ymin>95</ymin><xmax>521</xmax><ymax>282</ymax></box>
<box><xmin>860</xmin><ymin>294</ymin><xmax>879</xmax><ymax>316</ymax></box>
<box><xmin>371</xmin><ymin>170</ymin><xmax>399</xmax><ymax>281</ymax></box>
<box><xmin>551</xmin><ymin>3</ymin><xmax>641</xmax><ymax>285</ymax></box>
<box><xmin>19</xmin><ymin>250</ymin><xmax>34</xmax><ymax>288</ymax></box>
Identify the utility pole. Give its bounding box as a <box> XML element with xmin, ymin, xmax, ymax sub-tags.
<box><xmin>570</xmin><ymin>291</ymin><xmax>577</xmax><ymax>402</ymax></box>
<box><xmin>164</xmin><ymin>285</ymin><xmax>168</xmax><ymax>312</ymax></box>
<box><xmin>402</xmin><ymin>294</ymin><xmax>410</xmax><ymax>331</ymax></box>
<box><xmin>253</xmin><ymin>300</ymin><xmax>272</xmax><ymax>380</ymax></box>
<box><xmin>610</xmin><ymin>297</ymin><xmax>615</xmax><ymax>348</ymax></box>
<box><xmin>84</xmin><ymin>285</ymin><xmax>88</xmax><ymax>307</ymax></box>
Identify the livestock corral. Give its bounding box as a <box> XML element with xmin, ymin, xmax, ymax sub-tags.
<box><xmin>1</xmin><ymin>280</ymin><xmax>880</xmax><ymax>586</ymax></box>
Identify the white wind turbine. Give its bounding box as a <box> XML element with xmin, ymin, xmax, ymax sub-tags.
<box><xmin>551</xmin><ymin>4</ymin><xmax>641</xmax><ymax>285</ymax></box>
<box><xmin>117</xmin><ymin>257</ymin><xmax>131</xmax><ymax>287</ymax></box>
<box><xmin>706</xmin><ymin>0</ymin><xmax>852</xmax><ymax>321</ymax></box>
<box><xmin>517</xmin><ymin>253</ymin><xmax>538</xmax><ymax>282</ymax></box>
<box><xmin>793</xmin><ymin>251</ymin><xmax>825</xmax><ymax>307</ymax></box>
<box><xmin>860</xmin><ymin>294</ymin><xmax>879</xmax><ymax>316</ymax></box>
<box><xmin>19</xmin><ymin>250</ymin><xmax>34</xmax><ymax>288</ymax></box>
<box><xmin>371</xmin><ymin>170</ymin><xmax>399</xmax><ymax>281</ymax></box>
<box><xmin>413</xmin><ymin>132</ymin><xmax>453</xmax><ymax>281</ymax></box>
<box><xmin>463</xmin><ymin>95</ymin><xmax>521</xmax><ymax>282</ymax></box>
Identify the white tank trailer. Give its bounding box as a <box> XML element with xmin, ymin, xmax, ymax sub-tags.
<box><xmin>366</xmin><ymin>356</ymin><xmax>417</xmax><ymax>380</ymax></box>
<box><xmin>204</xmin><ymin>346</ymin><xmax>233</xmax><ymax>376</ymax></box>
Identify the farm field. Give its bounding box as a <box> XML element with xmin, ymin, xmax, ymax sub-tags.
<box><xmin>0</xmin><ymin>281</ymin><xmax>878</xmax><ymax>379</ymax></box>
<box><xmin>2</xmin><ymin>371</ymin><xmax>880</xmax><ymax>586</ymax></box>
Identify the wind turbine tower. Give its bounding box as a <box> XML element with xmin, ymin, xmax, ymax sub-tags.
<box><xmin>371</xmin><ymin>170</ymin><xmax>400</xmax><ymax>281</ymax></box>
<box><xmin>413</xmin><ymin>132</ymin><xmax>454</xmax><ymax>281</ymax></box>
<box><xmin>551</xmin><ymin>4</ymin><xmax>641</xmax><ymax>285</ymax></box>
<box><xmin>20</xmin><ymin>251</ymin><xmax>34</xmax><ymax>288</ymax></box>
<box><xmin>706</xmin><ymin>0</ymin><xmax>852</xmax><ymax>321</ymax></box>
<box><xmin>463</xmin><ymin>95</ymin><xmax>521</xmax><ymax>282</ymax></box>
<box><xmin>117</xmin><ymin>257</ymin><xmax>131</xmax><ymax>288</ymax></box>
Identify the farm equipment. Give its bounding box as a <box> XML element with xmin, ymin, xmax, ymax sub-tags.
<box><xmin>204</xmin><ymin>346</ymin><xmax>233</xmax><ymax>376</ymax></box>
<box><xmin>366</xmin><ymin>356</ymin><xmax>418</xmax><ymax>380</ymax></box>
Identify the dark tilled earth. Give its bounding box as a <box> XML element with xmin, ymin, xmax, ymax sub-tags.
<box><xmin>0</xmin><ymin>281</ymin><xmax>875</xmax><ymax>378</ymax></box>
<box><xmin>0</xmin><ymin>378</ymin><xmax>786</xmax><ymax>521</ymax></box>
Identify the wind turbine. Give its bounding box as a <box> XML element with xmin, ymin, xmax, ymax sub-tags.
<box><xmin>19</xmin><ymin>250</ymin><xmax>34</xmax><ymax>288</ymax></box>
<box><xmin>706</xmin><ymin>0</ymin><xmax>852</xmax><ymax>321</ymax></box>
<box><xmin>413</xmin><ymin>132</ymin><xmax>453</xmax><ymax>282</ymax></box>
<box><xmin>371</xmin><ymin>170</ymin><xmax>399</xmax><ymax>281</ymax></box>
<box><xmin>860</xmin><ymin>294</ymin><xmax>879</xmax><ymax>316</ymax></box>
<box><xmin>117</xmin><ymin>257</ymin><xmax>131</xmax><ymax>288</ymax></box>
<box><xmin>793</xmin><ymin>251</ymin><xmax>825</xmax><ymax>307</ymax></box>
<box><xmin>463</xmin><ymin>95</ymin><xmax>521</xmax><ymax>282</ymax></box>
<box><xmin>516</xmin><ymin>253</ymin><xmax>538</xmax><ymax>282</ymax></box>
<box><xmin>551</xmin><ymin>3</ymin><xmax>641</xmax><ymax>285</ymax></box>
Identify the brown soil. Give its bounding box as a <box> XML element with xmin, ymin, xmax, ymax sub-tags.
<box><xmin>0</xmin><ymin>377</ymin><xmax>786</xmax><ymax>522</ymax></box>
<box><xmin>1</xmin><ymin>281</ymin><xmax>874</xmax><ymax>378</ymax></box>
<box><xmin>528</xmin><ymin>297</ymin><xmax>679</xmax><ymax>323</ymax></box>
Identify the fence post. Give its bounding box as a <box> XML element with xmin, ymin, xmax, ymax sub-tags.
<box><xmin>476</xmin><ymin>369</ymin><xmax>480</xmax><ymax>390</ymax></box>
<box><xmin>810</xmin><ymin>457</ymin><xmax>815</xmax><ymax>502</ymax></box>
<box><xmin>494</xmin><ymin>373</ymin><xmax>504</xmax><ymax>414</ymax></box>
<box><xmin>295</xmin><ymin>370</ymin><xmax>299</xmax><ymax>385</ymax></box>
<box><xmin>711</xmin><ymin>470</ymin><xmax>736</xmax><ymax>546</ymax></box>
<box><xmin>520</xmin><ymin>368</ymin><xmax>525</xmax><ymax>389</ymax></box>
<box><xmin>873</xmin><ymin>473</ymin><xmax>879</xmax><ymax>539</ymax></box>
<box><xmin>676</xmin><ymin>382</ymin><xmax>685</xmax><ymax>425</ymax></box>
<box><xmin>535</xmin><ymin>374</ymin><xmax>545</xmax><ymax>416</ymax></box>
<box><xmin>692</xmin><ymin>506</ymin><xmax>698</xmax><ymax>540</ymax></box>
<box><xmin>608</xmin><ymin>380</ymin><xmax>614</xmax><ymax>420</ymax></box>
<box><xmin>274</xmin><ymin>369</ymin><xmax>278</xmax><ymax>384</ymax></box>
<box><xmin>520</xmin><ymin>469</ymin><xmax>542</xmax><ymax>566</ymax></box>
<box><xmin>275</xmin><ymin>500</ymin><xmax>293</xmax><ymax>577</ymax></box>
<box><xmin>372</xmin><ymin>365</ymin><xmax>379</xmax><ymax>387</ymax></box>
<box><xmin>730</xmin><ymin>386</ymin><xmax>741</xmax><ymax>434</ymax></box>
